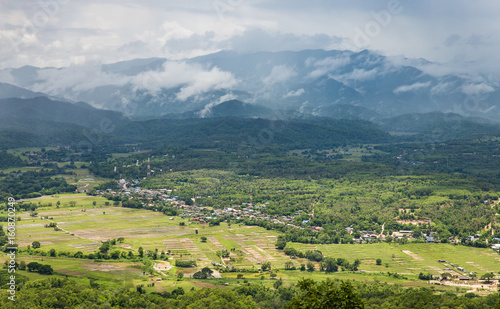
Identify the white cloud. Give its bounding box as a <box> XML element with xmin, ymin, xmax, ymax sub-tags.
<box><xmin>332</xmin><ymin>68</ymin><xmax>379</xmax><ymax>84</ymax></box>
<box><xmin>33</xmin><ymin>66</ymin><xmax>130</xmax><ymax>94</ymax></box>
<box><xmin>23</xmin><ymin>59</ymin><xmax>237</xmax><ymax>103</ymax></box>
<box><xmin>198</xmin><ymin>93</ymin><xmax>238</xmax><ymax>118</ymax></box>
<box><xmin>461</xmin><ymin>83</ymin><xmax>495</xmax><ymax>96</ymax></box>
<box><xmin>430</xmin><ymin>82</ymin><xmax>454</xmax><ymax>95</ymax></box>
<box><xmin>307</xmin><ymin>55</ymin><xmax>350</xmax><ymax>79</ymax></box>
<box><xmin>262</xmin><ymin>65</ymin><xmax>297</xmax><ymax>85</ymax></box>
<box><xmin>283</xmin><ymin>88</ymin><xmax>305</xmax><ymax>98</ymax></box>
<box><xmin>393</xmin><ymin>81</ymin><xmax>431</xmax><ymax>94</ymax></box>
<box><xmin>0</xmin><ymin>0</ymin><xmax>499</xmax><ymax>80</ymax></box>
<box><xmin>133</xmin><ymin>61</ymin><xmax>238</xmax><ymax>100</ymax></box>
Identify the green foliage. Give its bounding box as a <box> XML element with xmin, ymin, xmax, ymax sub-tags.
<box><xmin>0</xmin><ymin>169</ymin><xmax>76</xmax><ymax>201</ymax></box>
<box><xmin>26</xmin><ymin>262</ymin><xmax>53</xmax><ymax>275</ymax></box>
<box><xmin>172</xmin><ymin>287</ymin><xmax>259</xmax><ymax>309</ymax></box>
<box><xmin>261</xmin><ymin>261</ymin><xmax>272</xmax><ymax>272</ymax></box>
<box><xmin>193</xmin><ymin>267</ymin><xmax>213</xmax><ymax>279</ymax></box>
<box><xmin>287</xmin><ymin>278</ymin><xmax>364</xmax><ymax>309</ymax></box>
<box><xmin>177</xmin><ymin>271</ymin><xmax>184</xmax><ymax>281</ymax></box>
<box><xmin>31</xmin><ymin>241</ymin><xmax>41</xmax><ymax>249</ymax></box>
<box><xmin>480</xmin><ymin>272</ymin><xmax>494</xmax><ymax>282</ymax></box>
<box><xmin>0</xmin><ymin>151</ymin><xmax>24</xmax><ymax>168</ymax></box>
<box><xmin>175</xmin><ymin>260</ymin><xmax>197</xmax><ymax>267</ymax></box>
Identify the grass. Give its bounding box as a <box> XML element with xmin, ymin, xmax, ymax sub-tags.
<box><xmin>2</xmin><ymin>193</ymin><xmax>500</xmax><ymax>293</ymax></box>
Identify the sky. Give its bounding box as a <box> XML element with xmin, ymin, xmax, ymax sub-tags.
<box><xmin>0</xmin><ymin>0</ymin><xmax>499</xmax><ymax>76</ymax></box>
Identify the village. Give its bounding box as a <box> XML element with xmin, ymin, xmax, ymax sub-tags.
<box><xmin>92</xmin><ymin>178</ymin><xmax>500</xmax><ymax>249</ymax></box>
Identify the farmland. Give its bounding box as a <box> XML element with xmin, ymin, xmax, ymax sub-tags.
<box><xmin>2</xmin><ymin>193</ymin><xmax>500</xmax><ymax>295</ymax></box>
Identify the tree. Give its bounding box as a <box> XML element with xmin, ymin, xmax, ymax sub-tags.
<box><xmin>110</xmin><ymin>251</ymin><xmax>121</xmax><ymax>259</ymax></box>
<box><xmin>307</xmin><ymin>262</ymin><xmax>315</xmax><ymax>272</ymax></box>
<box><xmin>441</xmin><ymin>272</ymin><xmax>452</xmax><ymax>280</ymax></box>
<box><xmin>276</xmin><ymin>239</ymin><xmax>287</xmax><ymax>250</ymax></box>
<box><xmin>99</xmin><ymin>242</ymin><xmax>110</xmax><ymax>253</ymax></box>
<box><xmin>284</xmin><ymin>261</ymin><xmax>294</xmax><ymax>270</ymax></box>
<box><xmin>287</xmin><ymin>278</ymin><xmax>364</xmax><ymax>309</ymax></box>
<box><xmin>39</xmin><ymin>264</ymin><xmax>53</xmax><ymax>275</ymax></box>
<box><xmin>376</xmin><ymin>259</ymin><xmax>382</xmax><ymax>266</ymax></box>
<box><xmin>261</xmin><ymin>261</ymin><xmax>272</xmax><ymax>272</ymax></box>
<box><xmin>200</xmin><ymin>236</ymin><xmax>207</xmax><ymax>242</ymax></box>
<box><xmin>49</xmin><ymin>248</ymin><xmax>56</xmax><ymax>257</ymax></box>
<box><xmin>274</xmin><ymin>278</ymin><xmax>283</xmax><ymax>289</ymax></box>
<box><xmin>321</xmin><ymin>257</ymin><xmax>338</xmax><ymax>273</ymax></box>
<box><xmin>177</xmin><ymin>271</ymin><xmax>184</xmax><ymax>281</ymax></box>
<box><xmin>27</xmin><ymin>262</ymin><xmax>40</xmax><ymax>272</ymax></box>
<box><xmin>480</xmin><ymin>272</ymin><xmax>495</xmax><ymax>282</ymax></box>
<box><xmin>174</xmin><ymin>288</ymin><xmax>258</xmax><ymax>308</ymax></box>
<box><xmin>32</xmin><ymin>241</ymin><xmax>41</xmax><ymax>249</ymax></box>
<box><xmin>138</xmin><ymin>247</ymin><xmax>144</xmax><ymax>257</ymax></box>
<box><xmin>352</xmin><ymin>259</ymin><xmax>361</xmax><ymax>271</ymax></box>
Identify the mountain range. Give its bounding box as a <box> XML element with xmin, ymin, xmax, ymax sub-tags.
<box><xmin>0</xmin><ymin>49</ymin><xmax>498</xmax><ymax>121</ymax></box>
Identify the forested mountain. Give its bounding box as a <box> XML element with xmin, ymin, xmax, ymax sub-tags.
<box><xmin>0</xmin><ymin>97</ymin><xmax>128</xmax><ymax>129</ymax></box>
<box><xmin>0</xmin><ymin>82</ymin><xmax>49</xmax><ymax>99</ymax></box>
<box><xmin>1</xmin><ymin>49</ymin><xmax>499</xmax><ymax>120</ymax></box>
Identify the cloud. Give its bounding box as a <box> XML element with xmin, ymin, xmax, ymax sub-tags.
<box><xmin>33</xmin><ymin>66</ymin><xmax>130</xmax><ymax>94</ymax></box>
<box><xmin>227</xmin><ymin>28</ymin><xmax>344</xmax><ymax>53</ymax></box>
<box><xmin>340</xmin><ymin>68</ymin><xmax>378</xmax><ymax>81</ymax></box>
<box><xmin>430</xmin><ymin>82</ymin><xmax>454</xmax><ymax>95</ymax></box>
<box><xmin>26</xmin><ymin>59</ymin><xmax>237</xmax><ymax>102</ymax></box>
<box><xmin>0</xmin><ymin>0</ymin><xmax>499</xmax><ymax>81</ymax></box>
<box><xmin>283</xmin><ymin>88</ymin><xmax>305</xmax><ymax>98</ymax></box>
<box><xmin>307</xmin><ymin>55</ymin><xmax>351</xmax><ymax>79</ymax></box>
<box><xmin>262</xmin><ymin>65</ymin><xmax>297</xmax><ymax>85</ymax></box>
<box><xmin>461</xmin><ymin>83</ymin><xmax>495</xmax><ymax>96</ymax></box>
<box><xmin>133</xmin><ymin>61</ymin><xmax>238</xmax><ymax>100</ymax></box>
<box><xmin>0</xmin><ymin>70</ymin><xmax>15</xmax><ymax>84</ymax></box>
<box><xmin>393</xmin><ymin>81</ymin><xmax>431</xmax><ymax>94</ymax></box>
<box><xmin>198</xmin><ymin>93</ymin><xmax>238</xmax><ymax>118</ymax></box>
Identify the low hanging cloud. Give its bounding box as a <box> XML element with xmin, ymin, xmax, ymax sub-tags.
<box><xmin>283</xmin><ymin>88</ymin><xmax>305</xmax><ymax>98</ymax></box>
<box><xmin>430</xmin><ymin>82</ymin><xmax>454</xmax><ymax>95</ymax></box>
<box><xmin>27</xmin><ymin>60</ymin><xmax>238</xmax><ymax>102</ymax></box>
<box><xmin>198</xmin><ymin>93</ymin><xmax>238</xmax><ymax>118</ymax></box>
<box><xmin>134</xmin><ymin>61</ymin><xmax>238</xmax><ymax>100</ymax></box>
<box><xmin>393</xmin><ymin>81</ymin><xmax>431</xmax><ymax>94</ymax></box>
<box><xmin>461</xmin><ymin>83</ymin><xmax>495</xmax><ymax>96</ymax></box>
<box><xmin>33</xmin><ymin>66</ymin><xmax>130</xmax><ymax>94</ymax></box>
<box><xmin>306</xmin><ymin>55</ymin><xmax>351</xmax><ymax>79</ymax></box>
<box><xmin>262</xmin><ymin>65</ymin><xmax>297</xmax><ymax>85</ymax></box>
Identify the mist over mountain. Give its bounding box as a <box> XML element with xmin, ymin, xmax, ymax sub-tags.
<box><xmin>0</xmin><ymin>49</ymin><xmax>498</xmax><ymax>122</ymax></box>
<box><xmin>0</xmin><ymin>82</ymin><xmax>49</xmax><ymax>100</ymax></box>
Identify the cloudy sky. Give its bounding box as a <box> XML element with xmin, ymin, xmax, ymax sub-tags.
<box><xmin>0</xmin><ymin>0</ymin><xmax>499</xmax><ymax>76</ymax></box>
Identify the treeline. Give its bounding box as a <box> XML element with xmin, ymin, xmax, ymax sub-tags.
<box><xmin>0</xmin><ymin>169</ymin><xmax>76</xmax><ymax>201</ymax></box>
<box><xmin>1</xmin><ymin>274</ymin><xmax>499</xmax><ymax>308</ymax></box>
<box><xmin>0</xmin><ymin>151</ymin><xmax>24</xmax><ymax>168</ymax></box>
<box><xmin>114</xmin><ymin>117</ymin><xmax>394</xmax><ymax>151</ymax></box>
<box><xmin>363</xmin><ymin>139</ymin><xmax>500</xmax><ymax>179</ymax></box>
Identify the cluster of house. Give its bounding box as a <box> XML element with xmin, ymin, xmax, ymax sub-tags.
<box><xmin>103</xmin><ymin>180</ymin><xmax>500</xmax><ymax>249</ymax></box>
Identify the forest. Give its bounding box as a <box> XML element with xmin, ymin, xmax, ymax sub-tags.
<box><xmin>0</xmin><ymin>115</ymin><xmax>499</xmax><ymax>307</ymax></box>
